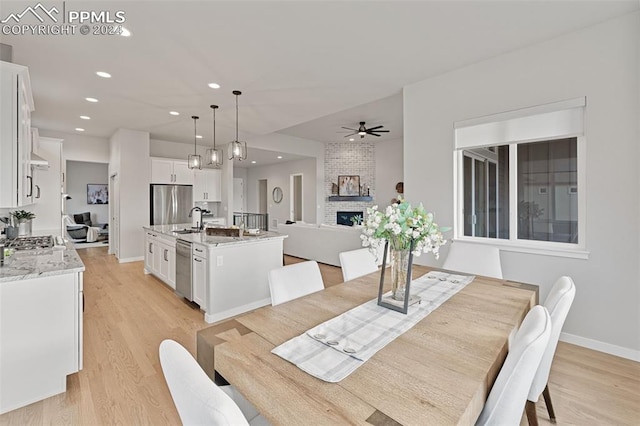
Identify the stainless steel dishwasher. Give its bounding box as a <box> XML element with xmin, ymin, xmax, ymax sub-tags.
<box><xmin>175</xmin><ymin>239</ymin><xmax>193</xmax><ymax>301</ymax></box>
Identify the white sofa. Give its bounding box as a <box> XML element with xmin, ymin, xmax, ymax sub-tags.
<box><xmin>277</xmin><ymin>222</ymin><xmax>364</xmax><ymax>267</ymax></box>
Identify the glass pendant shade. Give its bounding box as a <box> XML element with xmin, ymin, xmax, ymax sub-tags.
<box><xmin>188</xmin><ymin>115</ymin><xmax>202</xmax><ymax>170</ymax></box>
<box><xmin>206</xmin><ymin>104</ymin><xmax>223</xmax><ymax>166</ymax></box>
<box><xmin>188</xmin><ymin>154</ymin><xmax>201</xmax><ymax>169</ymax></box>
<box><xmin>228</xmin><ymin>90</ymin><xmax>248</xmax><ymax>161</ymax></box>
<box><xmin>228</xmin><ymin>140</ymin><xmax>247</xmax><ymax>161</ymax></box>
<box><xmin>206</xmin><ymin>148</ymin><xmax>223</xmax><ymax>166</ymax></box>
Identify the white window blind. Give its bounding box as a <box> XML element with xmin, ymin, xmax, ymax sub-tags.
<box><xmin>454</xmin><ymin>97</ymin><xmax>585</xmax><ymax>149</ymax></box>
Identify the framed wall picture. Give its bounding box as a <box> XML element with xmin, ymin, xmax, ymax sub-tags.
<box><xmin>338</xmin><ymin>175</ymin><xmax>360</xmax><ymax>196</ymax></box>
<box><xmin>87</xmin><ymin>184</ymin><xmax>109</xmax><ymax>205</ymax></box>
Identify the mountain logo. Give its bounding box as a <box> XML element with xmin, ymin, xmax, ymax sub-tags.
<box><xmin>1</xmin><ymin>2</ymin><xmax>59</xmax><ymax>24</ymax></box>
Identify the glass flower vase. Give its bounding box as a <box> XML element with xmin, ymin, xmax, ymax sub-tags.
<box><xmin>390</xmin><ymin>247</ymin><xmax>412</xmax><ymax>300</ymax></box>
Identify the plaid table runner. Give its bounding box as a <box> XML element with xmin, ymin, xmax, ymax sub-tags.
<box><xmin>271</xmin><ymin>271</ymin><xmax>475</xmax><ymax>382</ymax></box>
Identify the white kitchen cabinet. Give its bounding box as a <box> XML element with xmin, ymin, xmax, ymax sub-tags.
<box><xmin>152</xmin><ymin>239</ymin><xmax>164</xmax><ymax>280</ymax></box>
<box><xmin>164</xmin><ymin>244</ymin><xmax>176</xmax><ymax>289</ymax></box>
<box><xmin>172</xmin><ymin>161</ymin><xmax>194</xmax><ymax>185</ymax></box>
<box><xmin>150</xmin><ymin>158</ymin><xmax>194</xmax><ymax>185</ymax></box>
<box><xmin>193</xmin><ymin>169</ymin><xmax>222</xmax><ymax>202</ymax></box>
<box><xmin>0</xmin><ymin>271</ymin><xmax>83</xmax><ymax>414</ymax></box>
<box><xmin>144</xmin><ymin>229</ymin><xmax>177</xmax><ymax>289</ymax></box>
<box><xmin>144</xmin><ymin>230</ymin><xmax>158</xmax><ymax>273</ymax></box>
<box><xmin>192</xmin><ymin>243</ymin><xmax>207</xmax><ymax>308</ymax></box>
<box><xmin>0</xmin><ymin>61</ymin><xmax>35</xmax><ymax>208</ymax></box>
<box><xmin>157</xmin><ymin>240</ymin><xmax>176</xmax><ymax>289</ymax></box>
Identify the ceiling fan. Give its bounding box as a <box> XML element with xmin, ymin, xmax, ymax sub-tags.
<box><xmin>342</xmin><ymin>121</ymin><xmax>389</xmax><ymax>139</ymax></box>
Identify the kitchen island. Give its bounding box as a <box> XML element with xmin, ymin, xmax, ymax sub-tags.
<box><xmin>143</xmin><ymin>224</ymin><xmax>287</xmax><ymax>324</ymax></box>
<box><xmin>0</xmin><ymin>238</ymin><xmax>84</xmax><ymax>414</ymax></box>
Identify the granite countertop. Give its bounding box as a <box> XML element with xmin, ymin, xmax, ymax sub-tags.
<box><xmin>0</xmin><ymin>238</ymin><xmax>85</xmax><ymax>283</ymax></box>
<box><xmin>144</xmin><ymin>223</ymin><xmax>287</xmax><ymax>247</ymax></box>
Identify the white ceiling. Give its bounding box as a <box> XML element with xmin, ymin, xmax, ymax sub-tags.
<box><xmin>2</xmin><ymin>0</ymin><xmax>638</xmax><ymax>148</ymax></box>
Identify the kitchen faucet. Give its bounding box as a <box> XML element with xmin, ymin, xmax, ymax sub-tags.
<box><xmin>189</xmin><ymin>207</ymin><xmax>211</xmax><ymax>231</ymax></box>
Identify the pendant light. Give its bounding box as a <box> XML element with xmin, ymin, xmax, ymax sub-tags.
<box><xmin>228</xmin><ymin>90</ymin><xmax>248</xmax><ymax>161</ymax></box>
<box><xmin>188</xmin><ymin>115</ymin><xmax>202</xmax><ymax>169</ymax></box>
<box><xmin>206</xmin><ymin>105</ymin><xmax>223</xmax><ymax>166</ymax></box>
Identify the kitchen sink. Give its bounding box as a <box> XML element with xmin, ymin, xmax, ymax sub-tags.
<box><xmin>173</xmin><ymin>229</ymin><xmax>200</xmax><ymax>234</ymax></box>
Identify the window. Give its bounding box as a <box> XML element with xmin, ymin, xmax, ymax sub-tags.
<box><xmin>454</xmin><ymin>98</ymin><xmax>586</xmax><ymax>256</ymax></box>
<box><xmin>463</xmin><ymin>146</ymin><xmax>509</xmax><ymax>239</ymax></box>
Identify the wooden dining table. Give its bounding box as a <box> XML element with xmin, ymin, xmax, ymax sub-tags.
<box><xmin>196</xmin><ymin>265</ymin><xmax>537</xmax><ymax>426</ymax></box>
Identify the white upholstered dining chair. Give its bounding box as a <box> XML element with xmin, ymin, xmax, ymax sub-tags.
<box><xmin>268</xmin><ymin>260</ymin><xmax>324</xmax><ymax>306</ymax></box>
<box><xmin>339</xmin><ymin>248</ymin><xmax>379</xmax><ymax>282</ymax></box>
<box><xmin>442</xmin><ymin>241</ymin><xmax>503</xmax><ymax>279</ymax></box>
<box><xmin>526</xmin><ymin>276</ymin><xmax>576</xmax><ymax>424</ymax></box>
<box><xmin>159</xmin><ymin>339</ymin><xmax>269</xmax><ymax>426</ymax></box>
<box><xmin>475</xmin><ymin>305</ymin><xmax>551</xmax><ymax>426</ymax></box>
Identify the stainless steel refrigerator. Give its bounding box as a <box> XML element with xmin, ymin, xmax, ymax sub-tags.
<box><xmin>150</xmin><ymin>184</ymin><xmax>193</xmax><ymax>225</ymax></box>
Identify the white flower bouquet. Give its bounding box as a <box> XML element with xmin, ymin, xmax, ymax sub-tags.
<box><xmin>360</xmin><ymin>200</ymin><xmax>447</xmax><ymax>258</ymax></box>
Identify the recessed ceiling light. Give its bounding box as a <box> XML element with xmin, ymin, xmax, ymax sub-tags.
<box><xmin>120</xmin><ymin>27</ymin><xmax>131</xmax><ymax>37</ymax></box>
<box><xmin>349</xmin><ymin>138</ymin><xmax>354</xmax><ymax>141</ymax></box>
<box><xmin>96</xmin><ymin>71</ymin><xmax>111</xmax><ymax>78</ymax></box>
<box><xmin>85</xmin><ymin>97</ymin><xmax>98</xmax><ymax>103</ymax></box>
<box><xmin>208</xmin><ymin>83</ymin><xmax>221</xmax><ymax>89</ymax></box>
<box><xmin>80</xmin><ymin>115</ymin><xmax>90</xmax><ymax>120</ymax></box>
<box><xmin>169</xmin><ymin>111</ymin><xmax>180</xmax><ymax>116</ymax></box>
<box><xmin>277</xmin><ymin>155</ymin><xmax>283</xmax><ymax>159</ymax></box>
<box><xmin>75</xmin><ymin>128</ymin><xmax>85</xmax><ymax>132</ymax></box>
<box><xmin>196</xmin><ymin>135</ymin><xmax>203</xmax><ymax>139</ymax></box>
<box><xmin>251</xmin><ymin>160</ymin><xmax>257</xmax><ymax>164</ymax></box>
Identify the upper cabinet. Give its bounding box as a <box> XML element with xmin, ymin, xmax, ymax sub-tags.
<box><xmin>0</xmin><ymin>61</ymin><xmax>35</xmax><ymax>207</ymax></box>
<box><xmin>150</xmin><ymin>158</ymin><xmax>194</xmax><ymax>185</ymax></box>
<box><xmin>193</xmin><ymin>169</ymin><xmax>222</xmax><ymax>202</ymax></box>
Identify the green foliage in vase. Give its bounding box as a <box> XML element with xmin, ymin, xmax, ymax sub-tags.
<box><xmin>10</xmin><ymin>210</ymin><xmax>36</xmax><ymax>221</ymax></box>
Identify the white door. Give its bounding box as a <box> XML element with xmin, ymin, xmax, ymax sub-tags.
<box><xmin>233</xmin><ymin>178</ymin><xmax>244</xmax><ymax>213</ymax></box>
<box><xmin>109</xmin><ymin>173</ymin><xmax>120</xmax><ymax>258</ymax></box>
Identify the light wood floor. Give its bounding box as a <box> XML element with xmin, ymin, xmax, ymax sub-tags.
<box><xmin>1</xmin><ymin>248</ymin><xmax>638</xmax><ymax>425</ymax></box>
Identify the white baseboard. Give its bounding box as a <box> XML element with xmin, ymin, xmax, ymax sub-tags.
<box><xmin>204</xmin><ymin>298</ymin><xmax>272</xmax><ymax>324</ymax></box>
<box><xmin>117</xmin><ymin>256</ymin><xmax>144</xmax><ymax>264</ymax></box>
<box><xmin>560</xmin><ymin>332</ymin><xmax>640</xmax><ymax>362</ymax></box>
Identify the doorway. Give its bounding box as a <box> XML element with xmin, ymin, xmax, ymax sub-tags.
<box><xmin>290</xmin><ymin>173</ymin><xmax>303</xmax><ymax>222</ymax></box>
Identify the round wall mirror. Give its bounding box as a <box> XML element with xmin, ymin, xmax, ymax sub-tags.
<box><xmin>272</xmin><ymin>187</ymin><xmax>283</xmax><ymax>203</ymax></box>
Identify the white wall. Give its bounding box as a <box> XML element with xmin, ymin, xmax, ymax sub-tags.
<box><xmin>403</xmin><ymin>13</ymin><xmax>639</xmax><ymax>358</ymax></box>
<box><xmin>233</xmin><ymin>167</ymin><xmax>248</xmax><ymax>213</ymax></box>
<box><xmin>250</xmin><ymin>133</ymin><xmax>325</xmax><ymax>226</ymax></box>
<box><xmin>375</xmin><ymin>138</ymin><xmax>403</xmax><ymax>208</ymax></box>
<box><xmin>150</xmin><ymin>138</ymin><xmax>218</xmax><ymax>165</ymax></box>
<box><xmin>246</xmin><ymin>158</ymin><xmax>316</xmax><ymax>226</ymax></box>
<box><xmin>66</xmin><ymin>161</ymin><xmax>109</xmax><ymax>225</ymax></box>
<box><xmin>39</xmin><ymin>129</ymin><xmax>110</xmax><ymax>163</ymax></box>
<box><xmin>109</xmin><ymin>129</ymin><xmax>150</xmax><ymax>262</ymax></box>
